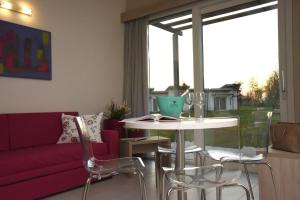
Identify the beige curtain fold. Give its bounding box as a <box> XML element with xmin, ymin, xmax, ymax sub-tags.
<box><xmin>123</xmin><ymin>17</ymin><xmax>149</xmax><ymax>117</ymax></box>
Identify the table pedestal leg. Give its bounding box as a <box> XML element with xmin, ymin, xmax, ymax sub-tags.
<box><xmin>176</xmin><ymin>130</ymin><xmax>187</xmax><ymax>200</ymax></box>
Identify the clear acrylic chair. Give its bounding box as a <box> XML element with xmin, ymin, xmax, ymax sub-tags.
<box><xmin>161</xmin><ymin>116</ymin><xmax>250</xmax><ymax>200</ymax></box>
<box><xmin>156</xmin><ymin>144</ymin><xmax>203</xmax><ymax>172</ymax></box>
<box><xmin>162</xmin><ymin>164</ymin><xmax>250</xmax><ymax>200</ymax></box>
<box><xmin>156</xmin><ymin>134</ymin><xmax>203</xmax><ymax>199</ymax></box>
<box><xmin>157</xmin><ymin>145</ymin><xmax>203</xmax><ymax>165</ymax></box>
<box><xmin>74</xmin><ymin>117</ymin><xmax>147</xmax><ymax>200</ymax></box>
<box><xmin>206</xmin><ymin>112</ymin><xmax>277</xmax><ymax>200</ymax></box>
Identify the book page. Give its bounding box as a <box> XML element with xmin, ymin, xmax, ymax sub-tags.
<box><xmin>138</xmin><ymin>114</ymin><xmax>179</xmax><ymax>122</ymax></box>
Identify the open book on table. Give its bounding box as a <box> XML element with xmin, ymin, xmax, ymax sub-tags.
<box><xmin>138</xmin><ymin>114</ymin><xmax>179</xmax><ymax>122</ymax></box>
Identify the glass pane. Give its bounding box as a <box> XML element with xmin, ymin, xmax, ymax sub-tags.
<box><xmin>202</xmin><ymin>6</ymin><xmax>280</xmax><ymax>148</ymax></box>
<box><xmin>148</xmin><ymin>11</ymin><xmax>195</xmax><ymax>158</ymax></box>
<box><xmin>179</xmin><ymin>29</ymin><xmax>194</xmax><ymax>91</ymax></box>
<box><xmin>148</xmin><ymin>25</ymin><xmax>174</xmax><ymax>92</ymax></box>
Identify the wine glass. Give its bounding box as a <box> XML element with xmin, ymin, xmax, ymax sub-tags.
<box><xmin>194</xmin><ymin>92</ymin><xmax>205</xmax><ymax>118</ymax></box>
<box><xmin>185</xmin><ymin>92</ymin><xmax>194</xmax><ymax>118</ymax></box>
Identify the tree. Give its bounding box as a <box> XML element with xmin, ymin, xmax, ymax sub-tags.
<box><xmin>179</xmin><ymin>82</ymin><xmax>190</xmax><ymax>91</ymax></box>
<box><xmin>264</xmin><ymin>71</ymin><xmax>279</xmax><ymax>108</ymax></box>
<box><xmin>233</xmin><ymin>81</ymin><xmax>242</xmax><ymax>96</ymax></box>
<box><xmin>247</xmin><ymin>78</ymin><xmax>263</xmax><ymax>106</ymax></box>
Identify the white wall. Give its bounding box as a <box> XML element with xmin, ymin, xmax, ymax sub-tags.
<box><xmin>0</xmin><ymin>0</ymin><xmax>126</xmax><ymax>114</ymax></box>
<box><xmin>126</xmin><ymin>0</ymin><xmax>163</xmax><ymax>11</ymax></box>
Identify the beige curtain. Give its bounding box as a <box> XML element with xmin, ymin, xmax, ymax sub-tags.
<box><xmin>123</xmin><ymin>17</ymin><xmax>149</xmax><ymax>117</ymax></box>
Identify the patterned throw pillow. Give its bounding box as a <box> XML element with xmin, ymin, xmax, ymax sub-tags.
<box><xmin>82</xmin><ymin>114</ymin><xmax>103</xmax><ymax>142</ymax></box>
<box><xmin>57</xmin><ymin>113</ymin><xmax>103</xmax><ymax>144</ymax></box>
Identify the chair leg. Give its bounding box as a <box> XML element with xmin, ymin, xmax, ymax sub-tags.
<box><xmin>243</xmin><ymin>164</ymin><xmax>255</xmax><ymax>200</ymax></box>
<box><xmin>199</xmin><ymin>152</ymin><xmax>207</xmax><ymax>200</ymax></box>
<box><xmin>166</xmin><ymin>187</ymin><xmax>175</xmax><ymax>200</ymax></box>
<box><xmin>137</xmin><ymin>169</ymin><xmax>147</xmax><ymax>200</ymax></box>
<box><xmin>161</xmin><ymin>170</ymin><xmax>167</xmax><ymax>200</ymax></box>
<box><xmin>201</xmin><ymin>189</ymin><xmax>206</xmax><ymax>200</ymax></box>
<box><xmin>82</xmin><ymin>176</ymin><xmax>92</xmax><ymax>200</ymax></box>
<box><xmin>156</xmin><ymin>152</ymin><xmax>168</xmax><ymax>198</ymax></box>
<box><xmin>222</xmin><ymin>183</ymin><xmax>251</xmax><ymax>200</ymax></box>
<box><xmin>259</xmin><ymin>162</ymin><xmax>278</xmax><ymax>200</ymax></box>
<box><xmin>157</xmin><ymin>153</ymin><xmax>164</xmax><ymax>200</ymax></box>
<box><xmin>155</xmin><ymin>151</ymin><xmax>161</xmax><ymax>188</ymax></box>
<box><xmin>138</xmin><ymin>172</ymin><xmax>144</xmax><ymax>200</ymax></box>
<box><xmin>216</xmin><ymin>187</ymin><xmax>222</xmax><ymax>200</ymax></box>
<box><xmin>236</xmin><ymin>184</ymin><xmax>251</xmax><ymax>200</ymax></box>
<box><xmin>196</xmin><ymin>152</ymin><xmax>200</xmax><ymax>166</ymax></box>
<box><xmin>198</xmin><ymin>152</ymin><xmax>206</xmax><ymax>166</ymax></box>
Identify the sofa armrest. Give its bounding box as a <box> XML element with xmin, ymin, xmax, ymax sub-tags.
<box><xmin>101</xmin><ymin>130</ymin><xmax>119</xmax><ymax>157</ymax></box>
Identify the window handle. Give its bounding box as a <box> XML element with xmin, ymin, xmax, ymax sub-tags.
<box><xmin>281</xmin><ymin>70</ymin><xmax>285</xmax><ymax>93</ymax></box>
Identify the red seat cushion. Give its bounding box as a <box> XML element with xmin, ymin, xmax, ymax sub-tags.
<box><xmin>8</xmin><ymin>112</ymin><xmax>78</xmax><ymax>149</ymax></box>
<box><xmin>0</xmin><ymin>154</ymin><xmax>116</xmax><ymax>187</ymax></box>
<box><xmin>0</xmin><ymin>143</ymin><xmax>108</xmax><ymax>185</ymax></box>
<box><xmin>0</xmin><ymin>160</ymin><xmax>83</xmax><ymax>186</ymax></box>
<box><xmin>0</xmin><ymin>115</ymin><xmax>9</xmax><ymax>151</ymax></box>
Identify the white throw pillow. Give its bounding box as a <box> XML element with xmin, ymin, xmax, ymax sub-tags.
<box><xmin>57</xmin><ymin>113</ymin><xmax>103</xmax><ymax>144</ymax></box>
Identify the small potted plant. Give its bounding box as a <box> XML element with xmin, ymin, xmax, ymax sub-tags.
<box><xmin>103</xmin><ymin>100</ymin><xmax>130</xmax><ymax>138</ymax></box>
<box><xmin>103</xmin><ymin>100</ymin><xmax>144</xmax><ymax>138</ymax></box>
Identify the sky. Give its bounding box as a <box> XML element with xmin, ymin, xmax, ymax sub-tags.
<box><xmin>148</xmin><ymin>9</ymin><xmax>279</xmax><ymax>95</ymax></box>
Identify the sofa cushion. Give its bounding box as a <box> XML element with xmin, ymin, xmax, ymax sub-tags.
<box><xmin>0</xmin><ymin>160</ymin><xmax>82</xmax><ymax>186</ymax></box>
<box><xmin>8</xmin><ymin>112</ymin><xmax>78</xmax><ymax>150</ymax></box>
<box><xmin>0</xmin><ymin>153</ymin><xmax>115</xmax><ymax>187</ymax></box>
<box><xmin>0</xmin><ymin>167</ymin><xmax>89</xmax><ymax>200</ymax></box>
<box><xmin>0</xmin><ymin>115</ymin><xmax>9</xmax><ymax>151</ymax></box>
<box><xmin>0</xmin><ymin>143</ymin><xmax>108</xmax><ymax>178</ymax></box>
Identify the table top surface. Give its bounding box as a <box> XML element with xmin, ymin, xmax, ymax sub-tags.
<box><xmin>122</xmin><ymin>117</ymin><xmax>238</xmax><ymax>130</ymax></box>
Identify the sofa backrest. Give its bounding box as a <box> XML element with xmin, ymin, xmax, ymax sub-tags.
<box><xmin>0</xmin><ymin>115</ymin><xmax>9</xmax><ymax>151</ymax></box>
<box><xmin>8</xmin><ymin>112</ymin><xmax>78</xmax><ymax>150</ymax></box>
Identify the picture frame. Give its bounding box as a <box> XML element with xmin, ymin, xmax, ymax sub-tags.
<box><xmin>0</xmin><ymin>20</ymin><xmax>52</xmax><ymax>80</ymax></box>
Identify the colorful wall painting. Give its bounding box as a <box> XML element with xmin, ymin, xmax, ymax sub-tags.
<box><xmin>0</xmin><ymin>20</ymin><xmax>51</xmax><ymax>80</ymax></box>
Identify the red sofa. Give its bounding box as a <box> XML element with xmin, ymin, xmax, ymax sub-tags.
<box><xmin>0</xmin><ymin>112</ymin><xmax>119</xmax><ymax>200</ymax></box>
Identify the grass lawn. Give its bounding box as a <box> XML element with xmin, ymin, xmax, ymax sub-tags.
<box><xmin>150</xmin><ymin>106</ymin><xmax>280</xmax><ymax>148</ymax></box>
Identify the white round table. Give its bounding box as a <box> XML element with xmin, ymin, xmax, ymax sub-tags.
<box><xmin>123</xmin><ymin>117</ymin><xmax>238</xmax><ymax>130</ymax></box>
<box><xmin>122</xmin><ymin>117</ymin><xmax>239</xmax><ymax>200</ymax></box>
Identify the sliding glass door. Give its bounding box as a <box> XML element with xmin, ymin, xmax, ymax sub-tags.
<box><xmin>148</xmin><ymin>11</ymin><xmax>195</xmax><ymax>147</ymax></box>
<box><xmin>148</xmin><ymin>11</ymin><xmax>193</xmax><ymax>113</ymax></box>
<box><xmin>147</xmin><ymin>0</ymin><xmax>285</xmax><ymax>149</ymax></box>
<box><xmin>193</xmin><ymin>0</ymin><xmax>280</xmax><ymax>148</ymax></box>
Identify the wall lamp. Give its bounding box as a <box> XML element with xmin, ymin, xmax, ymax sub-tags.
<box><xmin>0</xmin><ymin>0</ymin><xmax>32</xmax><ymax>16</ymax></box>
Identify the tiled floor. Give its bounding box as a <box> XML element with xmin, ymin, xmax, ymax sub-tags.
<box><xmin>43</xmin><ymin>160</ymin><xmax>258</xmax><ymax>200</ymax></box>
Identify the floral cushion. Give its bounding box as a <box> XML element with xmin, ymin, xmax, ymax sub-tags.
<box><xmin>57</xmin><ymin>113</ymin><xmax>103</xmax><ymax>144</ymax></box>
